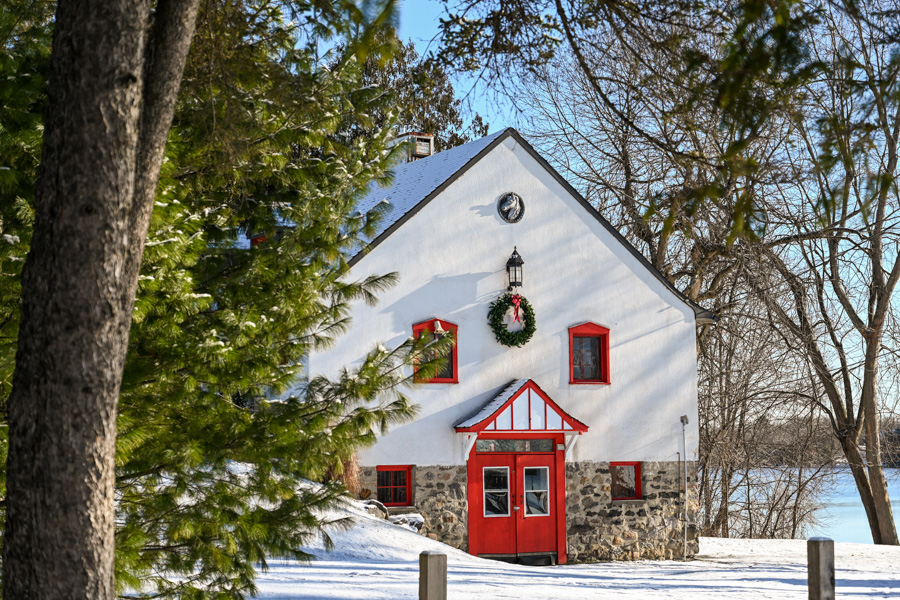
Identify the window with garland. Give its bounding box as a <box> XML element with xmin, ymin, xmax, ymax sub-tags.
<box><xmin>412</xmin><ymin>318</ymin><xmax>458</xmax><ymax>383</ymax></box>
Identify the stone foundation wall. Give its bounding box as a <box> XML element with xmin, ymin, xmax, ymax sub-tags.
<box><xmin>566</xmin><ymin>461</ymin><xmax>699</xmax><ymax>561</ymax></box>
<box><xmin>359</xmin><ymin>465</ymin><xmax>468</xmax><ymax>550</ymax></box>
<box><xmin>360</xmin><ymin>460</ymin><xmax>698</xmax><ymax>561</ymax></box>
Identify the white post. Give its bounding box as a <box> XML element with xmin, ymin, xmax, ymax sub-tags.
<box><xmin>419</xmin><ymin>551</ymin><xmax>447</xmax><ymax>600</ymax></box>
<box><xmin>564</xmin><ymin>433</ymin><xmax>579</xmax><ymax>459</ymax></box>
<box><xmin>462</xmin><ymin>433</ymin><xmax>478</xmax><ymax>461</ymax></box>
<box><xmin>807</xmin><ymin>537</ymin><xmax>835</xmax><ymax>600</ymax></box>
<box><xmin>680</xmin><ymin>415</ymin><xmax>689</xmax><ymax>560</ymax></box>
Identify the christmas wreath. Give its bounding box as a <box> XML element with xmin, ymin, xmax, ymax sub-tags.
<box><xmin>488</xmin><ymin>293</ymin><xmax>536</xmax><ymax>347</ymax></box>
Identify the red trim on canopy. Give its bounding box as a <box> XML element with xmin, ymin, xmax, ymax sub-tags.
<box><xmin>455</xmin><ymin>379</ymin><xmax>588</xmax><ymax>433</ymax></box>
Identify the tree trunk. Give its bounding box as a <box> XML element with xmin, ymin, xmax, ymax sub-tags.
<box><xmin>840</xmin><ymin>436</ymin><xmax>883</xmax><ymax>544</ymax></box>
<box><xmin>3</xmin><ymin>1</ymin><xmax>199</xmax><ymax>597</ymax></box>
<box><xmin>861</xmin><ymin>338</ymin><xmax>899</xmax><ymax>544</ymax></box>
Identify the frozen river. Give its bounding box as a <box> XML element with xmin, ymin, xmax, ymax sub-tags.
<box><xmin>808</xmin><ymin>467</ymin><xmax>900</xmax><ymax>543</ymax></box>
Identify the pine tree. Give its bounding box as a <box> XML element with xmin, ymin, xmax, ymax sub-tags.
<box><xmin>342</xmin><ymin>30</ymin><xmax>490</xmax><ymax>151</ymax></box>
<box><xmin>0</xmin><ymin>0</ymin><xmax>52</xmax><ymax>416</ymax></box>
<box><xmin>0</xmin><ymin>0</ymin><xmax>54</xmax><ymax>526</ymax></box>
<box><xmin>1</xmin><ymin>1</ymin><xmax>453</xmax><ymax>596</ymax></box>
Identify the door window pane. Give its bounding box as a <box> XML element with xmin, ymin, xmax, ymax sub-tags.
<box><xmin>483</xmin><ymin>467</ymin><xmax>510</xmax><ymax>516</ymax></box>
<box><xmin>523</xmin><ymin>467</ymin><xmax>549</xmax><ymax>516</ymax></box>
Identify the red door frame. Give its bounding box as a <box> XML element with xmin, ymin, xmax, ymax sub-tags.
<box><xmin>466</xmin><ymin>432</ymin><xmax>568</xmax><ymax>563</ymax></box>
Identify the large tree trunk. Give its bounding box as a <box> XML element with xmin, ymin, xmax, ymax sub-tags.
<box><xmin>3</xmin><ymin>1</ymin><xmax>199</xmax><ymax>597</ymax></box>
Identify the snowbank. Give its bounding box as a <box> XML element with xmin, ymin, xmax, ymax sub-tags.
<box><xmin>256</xmin><ymin>498</ymin><xmax>900</xmax><ymax>599</ymax></box>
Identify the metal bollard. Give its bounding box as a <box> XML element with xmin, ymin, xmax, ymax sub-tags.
<box><xmin>419</xmin><ymin>551</ymin><xmax>447</xmax><ymax>600</ymax></box>
<box><xmin>807</xmin><ymin>537</ymin><xmax>835</xmax><ymax>600</ymax></box>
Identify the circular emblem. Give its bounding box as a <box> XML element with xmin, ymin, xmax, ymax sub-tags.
<box><xmin>497</xmin><ymin>192</ymin><xmax>524</xmax><ymax>223</ymax></box>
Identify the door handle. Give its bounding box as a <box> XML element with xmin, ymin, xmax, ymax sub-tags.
<box><xmin>513</xmin><ymin>506</ymin><xmax>520</xmax><ymax>511</ymax></box>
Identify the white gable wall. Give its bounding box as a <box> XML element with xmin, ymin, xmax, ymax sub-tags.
<box><xmin>310</xmin><ymin>136</ymin><xmax>700</xmax><ymax>467</ymax></box>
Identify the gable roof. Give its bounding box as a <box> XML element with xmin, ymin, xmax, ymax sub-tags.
<box><xmin>351</xmin><ymin>128</ymin><xmax>715</xmax><ymax>324</ymax></box>
<box><xmin>355</xmin><ymin>130</ymin><xmax>507</xmax><ymax>242</ymax></box>
<box><xmin>455</xmin><ymin>379</ymin><xmax>589</xmax><ymax>433</ymax></box>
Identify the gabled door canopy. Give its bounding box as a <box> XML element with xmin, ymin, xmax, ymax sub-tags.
<box><xmin>462</xmin><ymin>379</ymin><xmax>582</xmax><ymax>563</ymax></box>
<box><xmin>455</xmin><ymin>379</ymin><xmax>588</xmax><ymax>434</ymax></box>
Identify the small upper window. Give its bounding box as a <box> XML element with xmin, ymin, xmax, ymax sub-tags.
<box><xmin>569</xmin><ymin>322</ymin><xmax>610</xmax><ymax>384</ymax></box>
<box><xmin>610</xmin><ymin>462</ymin><xmax>641</xmax><ymax>501</ymax></box>
<box><xmin>377</xmin><ymin>465</ymin><xmax>412</xmax><ymax>506</ymax></box>
<box><xmin>412</xmin><ymin>318</ymin><xmax>458</xmax><ymax>383</ymax></box>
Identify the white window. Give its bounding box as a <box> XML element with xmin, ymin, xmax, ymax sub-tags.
<box><xmin>483</xmin><ymin>467</ymin><xmax>510</xmax><ymax>517</ymax></box>
<box><xmin>523</xmin><ymin>467</ymin><xmax>549</xmax><ymax>516</ymax></box>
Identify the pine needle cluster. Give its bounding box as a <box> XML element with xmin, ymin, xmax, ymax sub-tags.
<box><xmin>0</xmin><ymin>1</ymin><xmax>456</xmax><ymax>597</ymax></box>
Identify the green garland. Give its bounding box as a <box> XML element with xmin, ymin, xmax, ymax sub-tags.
<box><xmin>488</xmin><ymin>293</ymin><xmax>536</xmax><ymax>347</ymax></box>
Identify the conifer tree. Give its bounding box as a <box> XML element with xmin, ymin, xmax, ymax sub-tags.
<box><xmin>0</xmin><ymin>0</ymin><xmax>51</xmax><ymax>419</ymax></box>
<box><xmin>0</xmin><ymin>0</ymin><xmax>55</xmax><ymax>524</ymax></box>
<box><xmin>342</xmin><ymin>30</ymin><xmax>489</xmax><ymax>151</ymax></box>
<box><xmin>1</xmin><ymin>1</ymin><xmax>451</xmax><ymax>596</ymax></box>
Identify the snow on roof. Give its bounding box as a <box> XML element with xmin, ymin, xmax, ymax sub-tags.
<box><xmin>355</xmin><ymin>129</ymin><xmax>507</xmax><ymax>243</ymax></box>
<box><xmin>350</xmin><ymin>128</ymin><xmax>715</xmax><ymax>323</ymax></box>
<box><xmin>454</xmin><ymin>379</ymin><xmax>530</xmax><ymax>429</ymax></box>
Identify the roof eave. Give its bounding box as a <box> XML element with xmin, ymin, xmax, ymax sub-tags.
<box><xmin>695</xmin><ymin>310</ymin><xmax>718</xmax><ymax>325</ymax></box>
<box><xmin>503</xmin><ymin>129</ymin><xmax>717</xmax><ymax>325</ymax></box>
<box><xmin>348</xmin><ymin>128</ymin><xmax>517</xmax><ymax>268</ymax></box>
<box><xmin>349</xmin><ymin>127</ymin><xmax>717</xmax><ymax>324</ymax></box>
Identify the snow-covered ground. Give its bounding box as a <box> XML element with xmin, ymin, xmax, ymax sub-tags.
<box><xmin>256</xmin><ymin>497</ymin><xmax>900</xmax><ymax>599</ymax></box>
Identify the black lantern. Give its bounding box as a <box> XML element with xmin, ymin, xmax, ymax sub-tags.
<box><xmin>506</xmin><ymin>247</ymin><xmax>524</xmax><ymax>291</ymax></box>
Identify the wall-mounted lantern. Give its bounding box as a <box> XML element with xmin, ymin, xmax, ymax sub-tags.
<box><xmin>506</xmin><ymin>247</ymin><xmax>524</xmax><ymax>291</ymax></box>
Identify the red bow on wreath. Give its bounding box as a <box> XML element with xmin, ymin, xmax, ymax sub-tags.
<box><xmin>511</xmin><ymin>294</ymin><xmax>522</xmax><ymax>323</ymax></box>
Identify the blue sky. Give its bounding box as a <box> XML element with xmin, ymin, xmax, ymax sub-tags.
<box><xmin>396</xmin><ymin>0</ymin><xmax>445</xmax><ymax>56</ymax></box>
<box><xmin>396</xmin><ymin>0</ymin><xmax>513</xmax><ymax>132</ymax></box>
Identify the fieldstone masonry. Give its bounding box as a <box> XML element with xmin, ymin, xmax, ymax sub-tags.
<box><xmin>359</xmin><ymin>465</ymin><xmax>468</xmax><ymax>550</ymax></box>
<box><xmin>566</xmin><ymin>460</ymin><xmax>699</xmax><ymax>561</ymax></box>
<box><xmin>360</xmin><ymin>460</ymin><xmax>697</xmax><ymax>561</ymax></box>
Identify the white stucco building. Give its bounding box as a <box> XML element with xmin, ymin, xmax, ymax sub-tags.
<box><xmin>310</xmin><ymin>128</ymin><xmax>713</xmax><ymax>563</ymax></box>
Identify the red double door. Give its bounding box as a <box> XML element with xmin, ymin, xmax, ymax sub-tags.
<box><xmin>468</xmin><ymin>443</ymin><xmax>566</xmax><ymax>562</ymax></box>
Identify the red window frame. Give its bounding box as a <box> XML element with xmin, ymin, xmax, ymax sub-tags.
<box><xmin>412</xmin><ymin>318</ymin><xmax>458</xmax><ymax>383</ymax></box>
<box><xmin>610</xmin><ymin>462</ymin><xmax>641</xmax><ymax>501</ymax></box>
<box><xmin>376</xmin><ymin>465</ymin><xmax>413</xmax><ymax>507</ymax></box>
<box><xmin>569</xmin><ymin>322</ymin><xmax>610</xmax><ymax>384</ymax></box>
